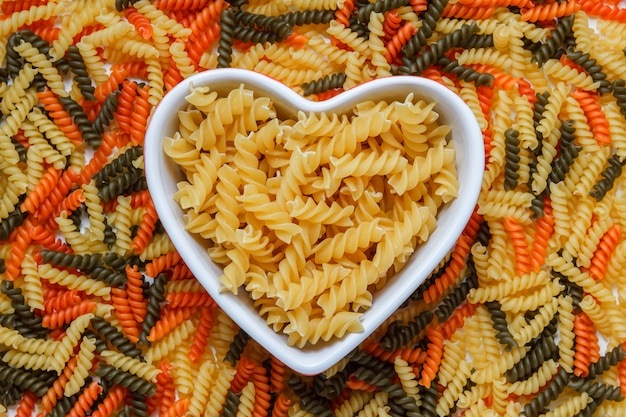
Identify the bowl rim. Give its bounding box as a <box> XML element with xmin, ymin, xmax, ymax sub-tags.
<box><xmin>144</xmin><ymin>68</ymin><xmax>484</xmax><ymax>375</ymax></box>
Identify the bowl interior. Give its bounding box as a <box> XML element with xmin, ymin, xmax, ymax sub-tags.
<box><xmin>144</xmin><ymin>68</ymin><xmax>484</xmax><ymax>375</ymax></box>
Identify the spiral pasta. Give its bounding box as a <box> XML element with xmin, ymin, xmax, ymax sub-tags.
<box><xmin>64</xmin><ymin>337</ymin><xmax>97</xmax><ymax>397</ymax></box>
<box><xmin>100</xmin><ymin>350</ymin><xmax>160</xmax><ymax>382</ymax></box>
<box><xmin>165</xmin><ymin>84</ymin><xmax>455</xmax><ymax>345</ymax></box>
<box><xmin>38</xmin><ymin>263</ymin><xmax>111</xmax><ymax>299</ymax></box>
<box><xmin>1</xmin><ymin>1</ymin><xmax>626</xmax><ymax>417</ymax></box>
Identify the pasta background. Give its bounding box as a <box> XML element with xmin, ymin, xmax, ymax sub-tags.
<box><xmin>0</xmin><ymin>0</ymin><xmax>626</xmax><ymax>416</ymax></box>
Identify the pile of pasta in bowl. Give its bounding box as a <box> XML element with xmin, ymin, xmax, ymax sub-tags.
<box><xmin>146</xmin><ymin>69</ymin><xmax>482</xmax><ymax>373</ymax></box>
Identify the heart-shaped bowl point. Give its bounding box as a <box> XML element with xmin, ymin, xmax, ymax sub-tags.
<box><xmin>144</xmin><ymin>68</ymin><xmax>483</xmax><ymax>375</ymax></box>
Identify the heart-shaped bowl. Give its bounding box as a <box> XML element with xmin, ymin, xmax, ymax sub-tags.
<box><xmin>144</xmin><ymin>68</ymin><xmax>483</xmax><ymax>375</ymax></box>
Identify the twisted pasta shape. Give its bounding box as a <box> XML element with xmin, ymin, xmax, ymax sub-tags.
<box><xmin>589</xmin><ymin>41</ymin><xmax>626</xmax><ymax>82</ymax></box>
<box><xmin>13</xmin><ymin>390</ymin><xmax>37</xmax><ymax>417</ymax></box>
<box><xmin>577</xmin><ymin>217</ymin><xmax>613</xmax><ymax>269</ymax></box>
<box><xmin>161</xmin><ymin>398</ymin><xmax>189</xmax><ymax>417</ymax></box>
<box><xmin>521</xmin><ymin>0</ymin><xmax>579</xmax><ymax>22</ymax></box>
<box><xmin>42</xmin><ymin>301</ymin><xmax>98</xmax><ymax>329</ymax></box>
<box><xmin>318</xmin><ymin>204</ymin><xmax>432</xmax><ymax>316</ymax></box>
<box><xmin>392</xmin><ymin>356</ymin><xmax>419</xmax><ymax>400</ymax></box>
<box><xmin>124</xmin><ymin>265</ymin><xmax>147</xmax><ymax>325</ymax></box>
<box><xmin>595</xmin><ymin>401</ymin><xmax>626</xmax><ymax>417</ymax></box>
<box><xmin>147</xmin><ymin>306</ymin><xmax>195</xmax><ymax>343</ymax></box>
<box><xmin>21</xmin><ymin>166</ymin><xmax>61</xmax><ymax>215</ymax></box>
<box><xmin>254</xmin><ymin>60</ymin><xmax>322</xmax><ymax>89</ymax></box>
<box><xmin>579</xmin><ymin>0</ymin><xmax>626</xmax><ymax>21</ymax></box>
<box><xmin>110</xmin><ymin>287</ymin><xmax>140</xmax><ymax>344</ymax></box>
<box><xmin>22</xmin><ymin>121</ymin><xmax>67</xmax><ymax>169</ymax></box>
<box><xmin>237</xmin><ymin>184</ymin><xmax>300</xmax><ymax>244</ymax></box>
<box><xmin>0</xmin><ymin>64</ymin><xmax>36</xmax><ymax>116</ymax></box>
<box><xmin>606</xmin><ymin>102</ymin><xmax>626</xmax><ymax>163</ymax></box>
<box><xmin>291</xmin><ymin>197</ymin><xmax>353</xmax><ymax>227</ymax></box>
<box><xmin>186</xmin><ymin>354</ymin><xmax>216</xmax><ymax>417</ymax></box>
<box><xmin>36</xmin><ymin>88</ymin><xmax>83</xmax><ymax>147</ymax></box>
<box><xmin>333</xmin><ymin>390</ymin><xmax>374</xmax><ymax>417</ymax></box>
<box><xmin>133</xmin><ymin>0</ymin><xmax>190</xmax><ymax>38</ymax></box>
<box><xmin>77</xmin><ymin>182</ymin><xmax>106</xmax><ymax>244</ymax></box>
<box><xmin>530</xmin><ymin>200</ymin><xmax>554</xmax><ymax>271</ymax></box>
<box><xmin>165</xmin><ymin>344</ymin><xmax>194</xmax><ymax>397</ymax></box>
<box><xmin>63</xmin><ymin>337</ymin><xmax>97</xmax><ymax>397</ymax></box>
<box><xmin>503</xmin><ymin>216</ymin><xmax>531</xmax><ymax>275</ymax></box>
<box><xmin>327</xmin><ymin>20</ymin><xmax>369</xmax><ymax>55</ymax></box>
<box><xmin>549</xmin><ymin>253</ymin><xmax>615</xmax><ymax>304</ymax></box>
<box><xmin>168</xmin><ymin>40</ymin><xmax>194</xmax><ymax>80</ymax></box>
<box><xmin>204</xmin><ymin>364</ymin><xmax>236</xmax><ymax>416</ymax></box>
<box><xmin>166</xmin><ymin>289</ymin><xmax>213</xmax><ymax>308</ymax></box>
<box><xmin>144</xmin><ymin>319</ymin><xmax>196</xmax><ymax>363</ymax></box>
<box><xmin>12</xmin><ymin>40</ymin><xmax>65</xmax><ymax>95</ymax></box>
<box><xmin>285</xmin><ymin>310</ymin><xmax>363</xmax><ymax>348</ymax></box>
<box><xmin>385</xmin><ymin>20</ymin><xmax>417</xmax><ymax>64</ymax></box>
<box><xmin>562</xmin><ymin>197</ymin><xmax>594</xmax><ymax>263</ymax></box>
<box><xmin>436</xmin><ymin>359</ymin><xmax>472</xmax><ymax>416</ymax></box>
<box><xmin>305</xmin><ymin>34</ymin><xmax>351</xmax><ymax>66</ymax></box>
<box><xmin>111</xmin><ymin>195</ymin><xmax>133</xmax><ymax>255</ymax></box>
<box><xmin>532</xmin><ymin>15</ymin><xmax>575</xmax><ymax>67</ymax></box>
<box><xmin>95</xmin><ymin>363</ymin><xmax>156</xmax><ymax>397</ymax></box>
<box><xmin>544</xmin><ymin>392</ymin><xmax>591</xmax><ymax>417</ymax></box>
<box><xmin>27</xmin><ymin>107</ymin><xmax>74</xmax><ymax>159</ymax></box>
<box><xmin>113</xmin><ymin>81</ymin><xmax>136</xmax><ymax>135</ymax></box>
<box><xmin>418</xmin><ymin>326</ymin><xmax>444</xmax><ymax>388</ymax></box>
<box><xmin>67</xmin><ymin>380</ymin><xmax>103</xmax><ymax>417</ymax></box>
<box><xmin>100</xmin><ymin>350</ymin><xmax>160</xmax><ymax>382</ymax></box>
<box><xmin>459</xmin><ymin>79</ymin><xmax>488</xmax><ymax>131</ymax></box>
<box><xmin>456</xmin><ymin>47</ymin><xmax>510</xmax><ymax>68</ymax></box>
<box><xmin>367</xmin><ymin>12</ymin><xmax>391</xmax><ymax>77</ymax></box>
<box><xmin>330</xmin><ymin>147</ymin><xmax>407</xmax><ymax>183</ymax></box>
<box><xmin>232</xmin><ymin>381</ymin><xmax>253</xmax><ymax>417</ymax></box>
<box><xmin>301</xmin><ymin>72</ymin><xmax>347</xmax><ymax>97</ymax></box>
<box><xmin>38</xmin><ymin>263</ymin><xmax>111</xmax><ymax>299</ymax></box>
<box><xmin>357</xmin><ymin>391</ymin><xmax>391</xmax><ymax>417</ymax></box>
<box><xmin>573</xmin><ymin>311</ymin><xmax>600</xmax><ymax>378</ymax></box>
<box><xmin>43</xmin><ymin>289</ymin><xmax>83</xmax><ymax>315</ymax></box>
<box><xmin>18</xmin><ymin>254</ymin><xmax>43</xmax><ymax>314</ymax></box>
<box><xmin>570</xmin><ymin>378</ymin><xmax>623</xmax><ymax>402</ymax></box>
<box><xmin>589</xmin><ymin>224</ymin><xmax>622</xmax><ymax>280</ymax></box>
<box><xmin>144</xmin><ymin>56</ymin><xmax>164</xmax><ymax>106</ymax></box>
<box><xmin>275</xmin><ymin>264</ymin><xmax>349</xmax><ymax>311</ymax></box>
<box><xmin>548</xmin><ymin>120</ymin><xmax>579</xmax><ymax>192</ymax></box>
<box><xmin>471</xmin><ymin>345</ymin><xmax>529</xmax><ymax>385</ymax></box>
<box><xmin>517</xmin><ymin>291</ymin><xmax>557</xmax><ymax>340</ymax></box>
<box><xmin>536</xmin><ymin>82</ymin><xmax>570</xmax><ymax>140</ymax></box>
<box><xmin>436</xmin><ymin>327</ymin><xmax>465</xmax><ymax>382</ymax></box>
<box><xmin>508</xmin><ymin>358</ymin><xmax>559</xmax><ymax>396</ymax></box>
<box><xmin>567</xmin><ymin>48</ymin><xmax>611</xmax><ymax>94</ymax></box>
<box><xmin>1</xmin><ymin>346</ymin><xmax>63</xmax><ymax>374</ymax></box>
<box><xmin>572</xmin><ymin>88</ymin><xmax>611</xmax><ymax>144</ymax></box>
<box><xmin>312</xmin><ymin>220</ymin><xmax>385</xmax><ymax>264</ymax></box>
<box><xmin>500</xmin><ymin>278</ymin><xmax>563</xmax><ymax>313</ymax></box>
<box><xmin>579</xmin><ymin>295</ymin><xmax>614</xmax><ymax>340</ymax></box>
<box><xmin>343</xmin><ymin>51</ymin><xmax>369</xmax><ymax>89</ymax></box>
<box><xmin>543</xmin><ymin>59</ymin><xmax>601</xmax><ymax>92</ymax></box>
<box><xmin>228</xmin><ymin>356</ymin><xmax>255</xmax><ymax>395</ymax></box>
<box><xmin>388</xmin><ymin>141</ymin><xmax>454</xmax><ymax>195</ymax></box>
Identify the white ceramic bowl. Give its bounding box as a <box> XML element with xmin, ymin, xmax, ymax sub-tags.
<box><xmin>144</xmin><ymin>68</ymin><xmax>483</xmax><ymax>375</ymax></box>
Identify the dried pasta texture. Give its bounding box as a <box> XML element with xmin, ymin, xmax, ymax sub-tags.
<box><xmin>1</xmin><ymin>2</ymin><xmax>626</xmax><ymax>417</ymax></box>
<box><xmin>165</xmin><ymin>85</ymin><xmax>456</xmax><ymax>346</ymax></box>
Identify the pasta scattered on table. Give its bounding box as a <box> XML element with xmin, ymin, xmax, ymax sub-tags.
<box><xmin>0</xmin><ymin>0</ymin><xmax>626</xmax><ymax>416</ymax></box>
